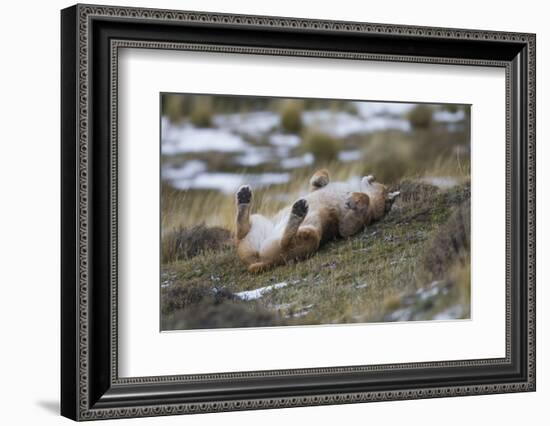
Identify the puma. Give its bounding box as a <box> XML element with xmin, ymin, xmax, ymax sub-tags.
<box><xmin>235</xmin><ymin>169</ymin><xmax>399</xmax><ymax>273</ymax></box>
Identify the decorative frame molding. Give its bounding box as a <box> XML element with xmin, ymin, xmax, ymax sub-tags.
<box><xmin>61</xmin><ymin>3</ymin><xmax>535</xmax><ymax>421</ymax></box>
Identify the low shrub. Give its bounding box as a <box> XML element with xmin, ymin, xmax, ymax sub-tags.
<box><xmin>407</xmin><ymin>105</ymin><xmax>434</xmax><ymax>128</ymax></box>
<box><xmin>303</xmin><ymin>131</ymin><xmax>341</xmax><ymax>164</ymax></box>
<box><xmin>279</xmin><ymin>100</ymin><xmax>303</xmax><ymax>133</ymax></box>
<box><xmin>189</xmin><ymin>100</ymin><xmax>213</xmax><ymax>127</ymax></box>
<box><xmin>163</xmin><ymin>95</ymin><xmax>186</xmax><ymax>123</ymax></box>
<box><xmin>422</xmin><ymin>200</ymin><xmax>470</xmax><ymax>279</ymax></box>
<box><xmin>162</xmin><ymin>224</ymin><xmax>231</xmax><ymax>263</ymax></box>
<box><xmin>361</xmin><ymin>133</ymin><xmax>413</xmax><ymax>183</ymax></box>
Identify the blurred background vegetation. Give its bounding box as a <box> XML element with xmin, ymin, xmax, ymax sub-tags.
<box><xmin>160</xmin><ymin>93</ymin><xmax>471</xmax><ymax>330</ymax></box>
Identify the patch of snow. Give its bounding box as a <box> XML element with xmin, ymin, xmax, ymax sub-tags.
<box><xmin>281</xmin><ymin>153</ymin><xmax>314</xmax><ymax>169</ymax></box>
<box><xmin>302</xmin><ymin>109</ymin><xmax>411</xmax><ymax>138</ymax></box>
<box><xmin>234</xmin><ymin>281</ymin><xmax>289</xmax><ymax>301</ymax></box>
<box><xmin>213</xmin><ymin>111</ymin><xmax>279</xmax><ymax>137</ymax></box>
<box><xmin>162</xmin><ymin>125</ymin><xmax>249</xmax><ymax>154</ymax></box>
<box><xmin>387</xmin><ymin>308</ymin><xmax>414</xmax><ymax>322</ymax></box>
<box><xmin>160</xmin><ymin>116</ymin><xmax>171</xmax><ymax>136</ymax></box>
<box><xmin>429</xmin><ymin>280</ymin><xmax>443</xmax><ymax>288</ymax></box>
<box><xmin>418</xmin><ymin>286</ymin><xmax>440</xmax><ymax>301</ymax></box>
<box><xmin>162</xmin><ymin>160</ymin><xmax>207</xmax><ymax>180</ymax></box>
<box><xmin>338</xmin><ymin>150</ymin><xmax>362</xmax><ymax>162</ymax></box>
<box><xmin>420</xmin><ymin>176</ymin><xmax>460</xmax><ymax>189</ymax></box>
<box><xmin>271</xmin><ymin>302</ymin><xmax>296</xmax><ymax>311</ymax></box>
<box><xmin>170</xmin><ymin>172</ymin><xmax>290</xmax><ymax>194</ymax></box>
<box><xmin>354</xmin><ymin>102</ymin><xmax>416</xmax><ymax>118</ymax></box>
<box><xmin>433</xmin><ymin>109</ymin><xmax>466</xmax><ymax>123</ymax></box>
<box><xmin>288</xmin><ymin>304</ymin><xmax>314</xmax><ymax>318</ymax></box>
<box><xmin>270</xmin><ymin>133</ymin><xmax>301</xmax><ymax>147</ymax></box>
<box><xmin>234</xmin><ymin>148</ymin><xmax>272</xmax><ymax>167</ymax></box>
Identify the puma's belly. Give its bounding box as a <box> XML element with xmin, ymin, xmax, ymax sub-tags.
<box><xmin>265</xmin><ymin>181</ymin><xmax>357</xmax><ymax>242</ymax></box>
<box><xmin>303</xmin><ymin>184</ymin><xmax>350</xmax><ymax>241</ymax></box>
<box><xmin>304</xmin><ymin>182</ymin><xmax>354</xmax><ymax>211</ymax></box>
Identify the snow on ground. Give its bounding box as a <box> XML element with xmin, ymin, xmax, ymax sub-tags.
<box><xmin>162</xmin><ymin>125</ymin><xmax>249</xmax><ymax>154</ymax></box>
<box><xmin>170</xmin><ymin>172</ymin><xmax>290</xmax><ymax>194</ymax></box>
<box><xmin>234</xmin><ymin>281</ymin><xmax>290</xmax><ymax>301</ymax></box>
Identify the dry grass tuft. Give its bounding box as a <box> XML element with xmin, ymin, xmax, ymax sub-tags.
<box><xmin>302</xmin><ymin>131</ymin><xmax>342</xmax><ymax>164</ymax></box>
<box><xmin>164</xmin><ymin>95</ymin><xmax>185</xmax><ymax>124</ymax></box>
<box><xmin>407</xmin><ymin>105</ymin><xmax>434</xmax><ymax>128</ymax></box>
<box><xmin>162</xmin><ymin>224</ymin><xmax>232</xmax><ymax>263</ymax></box>
<box><xmin>422</xmin><ymin>200</ymin><xmax>470</xmax><ymax>279</ymax></box>
<box><xmin>189</xmin><ymin>100</ymin><xmax>213</xmax><ymax>127</ymax></box>
<box><xmin>392</xmin><ymin>180</ymin><xmax>439</xmax><ymax>207</ymax></box>
<box><xmin>279</xmin><ymin>100</ymin><xmax>304</xmax><ymax>133</ymax></box>
<box><xmin>360</xmin><ymin>132</ymin><xmax>413</xmax><ymax>183</ymax></box>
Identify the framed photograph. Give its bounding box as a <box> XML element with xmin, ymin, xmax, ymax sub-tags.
<box><xmin>61</xmin><ymin>4</ymin><xmax>536</xmax><ymax>421</ymax></box>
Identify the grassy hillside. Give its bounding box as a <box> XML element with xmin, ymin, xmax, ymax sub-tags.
<box><xmin>160</xmin><ymin>180</ymin><xmax>471</xmax><ymax>331</ymax></box>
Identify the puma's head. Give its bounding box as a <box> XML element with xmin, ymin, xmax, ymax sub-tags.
<box><xmin>360</xmin><ymin>175</ymin><xmax>400</xmax><ymax>218</ymax></box>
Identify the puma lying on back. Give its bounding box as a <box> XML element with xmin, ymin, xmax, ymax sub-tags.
<box><xmin>235</xmin><ymin>169</ymin><xmax>400</xmax><ymax>273</ymax></box>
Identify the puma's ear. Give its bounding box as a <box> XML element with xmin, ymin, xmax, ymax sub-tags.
<box><xmin>388</xmin><ymin>191</ymin><xmax>401</xmax><ymax>201</ymax></box>
<box><xmin>385</xmin><ymin>191</ymin><xmax>400</xmax><ymax>213</ymax></box>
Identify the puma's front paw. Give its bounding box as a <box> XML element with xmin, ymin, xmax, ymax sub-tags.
<box><xmin>345</xmin><ymin>198</ymin><xmax>356</xmax><ymax>210</ymax></box>
<box><xmin>291</xmin><ymin>198</ymin><xmax>309</xmax><ymax>218</ymax></box>
<box><xmin>345</xmin><ymin>192</ymin><xmax>369</xmax><ymax>211</ymax></box>
<box><xmin>236</xmin><ymin>185</ymin><xmax>252</xmax><ymax>204</ymax></box>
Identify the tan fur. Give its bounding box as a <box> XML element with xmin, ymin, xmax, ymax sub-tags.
<box><xmin>235</xmin><ymin>170</ymin><xmax>397</xmax><ymax>272</ymax></box>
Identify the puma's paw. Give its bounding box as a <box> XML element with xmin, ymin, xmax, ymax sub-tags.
<box><xmin>361</xmin><ymin>175</ymin><xmax>376</xmax><ymax>187</ymax></box>
<box><xmin>291</xmin><ymin>198</ymin><xmax>309</xmax><ymax>218</ymax></box>
<box><xmin>345</xmin><ymin>192</ymin><xmax>369</xmax><ymax>211</ymax></box>
<box><xmin>310</xmin><ymin>169</ymin><xmax>330</xmax><ymax>189</ymax></box>
<box><xmin>236</xmin><ymin>185</ymin><xmax>252</xmax><ymax>204</ymax></box>
<box><xmin>345</xmin><ymin>196</ymin><xmax>357</xmax><ymax>210</ymax></box>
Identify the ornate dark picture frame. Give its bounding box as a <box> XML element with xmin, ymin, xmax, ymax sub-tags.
<box><xmin>61</xmin><ymin>3</ymin><xmax>536</xmax><ymax>421</ymax></box>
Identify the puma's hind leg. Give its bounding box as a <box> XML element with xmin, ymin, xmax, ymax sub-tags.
<box><xmin>235</xmin><ymin>185</ymin><xmax>253</xmax><ymax>240</ymax></box>
<box><xmin>281</xmin><ymin>199</ymin><xmax>321</xmax><ymax>261</ymax></box>
<box><xmin>284</xmin><ymin>225</ymin><xmax>321</xmax><ymax>261</ymax></box>
<box><xmin>251</xmin><ymin>224</ymin><xmax>321</xmax><ymax>273</ymax></box>
<box><xmin>309</xmin><ymin>169</ymin><xmax>330</xmax><ymax>192</ymax></box>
